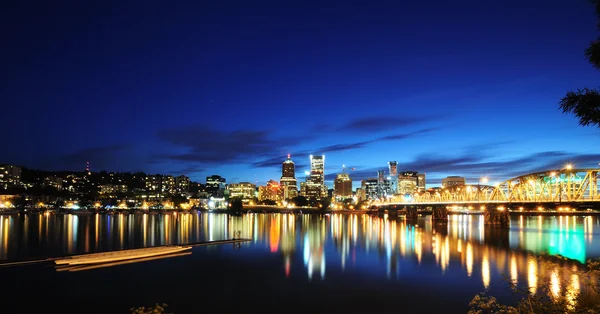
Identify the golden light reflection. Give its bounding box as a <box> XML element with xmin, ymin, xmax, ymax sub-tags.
<box><xmin>466</xmin><ymin>242</ymin><xmax>473</xmax><ymax>277</ymax></box>
<box><xmin>550</xmin><ymin>269</ymin><xmax>560</xmax><ymax>299</ymax></box>
<box><xmin>528</xmin><ymin>257</ymin><xmax>538</xmax><ymax>294</ymax></box>
<box><xmin>0</xmin><ymin>217</ymin><xmax>8</xmax><ymax>260</ymax></box>
<box><xmin>566</xmin><ymin>273</ymin><xmax>580</xmax><ymax>310</ymax></box>
<box><xmin>510</xmin><ymin>254</ymin><xmax>518</xmax><ymax>284</ymax></box>
<box><xmin>482</xmin><ymin>250</ymin><xmax>490</xmax><ymax>289</ymax></box>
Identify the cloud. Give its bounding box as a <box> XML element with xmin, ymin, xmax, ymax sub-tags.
<box><xmin>251</xmin><ymin>127</ymin><xmax>442</xmax><ymax>169</ymax></box>
<box><xmin>337</xmin><ymin>116</ymin><xmax>441</xmax><ymax>133</ymax></box>
<box><xmin>156</xmin><ymin>126</ymin><xmax>311</xmax><ymax>164</ymax></box>
<box><xmin>340</xmin><ymin>151</ymin><xmax>600</xmax><ymax>185</ymax></box>
<box><xmin>46</xmin><ymin>144</ymin><xmax>133</xmax><ymax>171</ymax></box>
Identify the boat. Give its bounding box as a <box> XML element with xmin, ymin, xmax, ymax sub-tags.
<box><xmin>54</xmin><ymin>246</ymin><xmax>192</xmax><ymax>266</ymax></box>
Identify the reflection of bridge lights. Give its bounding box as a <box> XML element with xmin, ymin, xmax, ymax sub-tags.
<box><xmin>528</xmin><ymin>257</ymin><xmax>538</xmax><ymax>294</ymax></box>
<box><xmin>550</xmin><ymin>269</ymin><xmax>560</xmax><ymax>299</ymax></box>
<box><xmin>482</xmin><ymin>253</ymin><xmax>490</xmax><ymax>289</ymax></box>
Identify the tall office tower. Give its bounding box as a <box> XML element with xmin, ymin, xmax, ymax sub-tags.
<box><xmin>280</xmin><ymin>154</ymin><xmax>298</xmax><ymax>200</ymax></box>
<box><xmin>306</xmin><ymin>155</ymin><xmax>327</xmax><ymax>199</ymax></box>
<box><xmin>388</xmin><ymin>161</ymin><xmax>398</xmax><ymax>194</ymax></box>
<box><xmin>377</xmin><ymin>170</ymin><xmax>386</xmax><ymax>198</ymax></box>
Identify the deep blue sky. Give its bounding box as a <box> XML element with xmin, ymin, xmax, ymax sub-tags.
<box><xmin>2</xmin><ymin>0</ymin><xmax>600</xmax><ymax>187</ymax></box>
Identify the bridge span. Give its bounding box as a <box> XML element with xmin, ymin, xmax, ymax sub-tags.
<box><xmin>374</xmin><ymin>168</ymin><xmax>600</xmax><ymax>226</ymax></box>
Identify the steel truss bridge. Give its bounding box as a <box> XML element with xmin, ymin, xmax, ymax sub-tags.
<box><xmin>385</xmin><ymin>168</ymin><xmax>599</xmax><ymax>205</ymax></box>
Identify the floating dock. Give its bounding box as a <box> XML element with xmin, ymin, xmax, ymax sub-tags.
<box><xmin>54</xmin><ymin>246</ymin><xmax>193</xmax><ymax>266</ymax></box>
<box><xmin>0</xmin><ymin>238</ymin><xmax>251</xmax><ymax>268</ymax></box>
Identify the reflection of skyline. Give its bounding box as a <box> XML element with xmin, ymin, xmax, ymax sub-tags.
<box><xmin>0</xmin><ymin>212</ymin><xmax>598</xmax><ymax>298</ymax></box>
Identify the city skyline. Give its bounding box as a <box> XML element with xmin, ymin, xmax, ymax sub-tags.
<box><xmin>3</xmin><ymin>1</ymin><xmax>600</xmax><ymax>187</ymax></box>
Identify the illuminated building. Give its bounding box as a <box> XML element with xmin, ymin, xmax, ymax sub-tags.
<box><xmin>334</xmin><ymin>173</ymin><xmax>352</xmax><ymax>199</ymax></box>
<box><xmin>388</xmin><ymin>161</ymin><xmax>398</xmax><ymax>194</ymax></box>
<box><xmin>280</xmin><ymin>154</ymin><xmax>298</xmax><ymax>200</ymax></box>
<box><xmin>377</xmin><ymin>170</ymin><xmax>393</xmax><ymax>197</ymax></box>
<box><xmin>398</xmin><ymin>171</ymin><xmax>419</xmax><ymax>195</ymax></box>
<box><xmin>206</xmin><ymin>175</ymin><xmax>227</xmax><ymax>197</ymax></box>
<box><xmin>258</xmin><ymin>180</ymin><xmax>282</xmax><ymax>201</ymax></box>
<box><xmin>143</xmin><ymin>174</ymin><xmax>176</xmax><ymax>194</ymax></box>
<box><xmin>98</xmin><ymin>184</ymin><xmax>128</xmax><ymax>195</ymax></box>
<box><xmin>0</xmin><ymin>164</ymin><xmax>21</xmax><ymax>188</ymax></box>
<box><xmin>304</xmin><ymin>155</ymin><xmax>327</xmax><ymax>199</ymax></box>
<box><xmin>43</xmin><ymin>176</ymin><xmax>63</xmax><ymax>190</ymax></box>
<box><xmin>442</xmin><ymin>176</ymin><xmax>466</xmax><ymax>188</ymax></box>
<box><xmin>362</xmin><ymin>179</ymin><xmax>379</xmax><ymax>200</ymax></box>
<box><xmin>175</xmin><ymin>175</ymin><xmax>190</xmax><ymax>194</ymax></box>
<box><xmin>227</xmin><ymin>182</ymin><xmax>257</xmax><ymax>200</ymax></box>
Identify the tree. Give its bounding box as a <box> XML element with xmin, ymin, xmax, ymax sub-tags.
<box><xmin>229</xmin><ymin>198</ymin><xmax>243</xmax><ymax>214</ymax></box>
<box><xmin>559</xmin><ymin>0</ymin><xmax>600</xmax><ymax>128</ymax></box>
<box><xmin>291</xmin><ymin>196</ymin><xmax>308</xmax><ymax>207</ymax></box>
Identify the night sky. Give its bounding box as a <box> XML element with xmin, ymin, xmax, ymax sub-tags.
<box><xmin>3</xmin><ymin>0</ymin><xmax>600</xmax><ymax>187</ymax></box>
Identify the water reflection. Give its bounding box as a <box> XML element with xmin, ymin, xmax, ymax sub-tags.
<box><xmin>0</xmin><ymin>212</ymin><xmax>599</xmax><ymax>295</ymax></box>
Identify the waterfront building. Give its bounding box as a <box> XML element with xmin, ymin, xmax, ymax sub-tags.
<box><xmin>334</xmin><ymin>173</ymin><xmax>352</xmax><ymax>199</ymax></box>
<box><xmin>362</xmin><ymin>179</ymin><xmax>379</xmax><ymax>200</ymax></box>
<box><xmin>441</xmin><ymin>176</ymin><xmax>466</xmax><ymax>188</ymax></box>
<box><xmin>280</xmin><ymin>154</ymin><xmax>298</xmax><ymax>200</ymax></box>
<box><xmin>258</xmin><ymin>179</ymin><xmax>282</xmax><ymax>202</ymax></box>
<box><xmin>175</xmin><ymin>175</ymin><xmax>190</xmax><ymax>194</ymax></box>
<box><xmin>206</xmin><ymin>175</ymin><xmax>227</xmax><ymax>197</ymax></box>
<box><xmin>227</xmin><ymin>182</ymin><xmax>257</xmax><ymax>200</ymax></box>
<box><xmin>0</xmin><ymin>165</ymin><xmax>21</xmax><ymax>188</ymax></box>
<box><xmin>398</xmin><ymin>171</ymin><xmax>419</xmax><ymax>195</ymax></box>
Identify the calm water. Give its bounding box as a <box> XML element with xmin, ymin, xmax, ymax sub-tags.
<box><xmin>1</xmin><ymin>212</ymin><xmax>599</xmax><ymax>313</ymax></box>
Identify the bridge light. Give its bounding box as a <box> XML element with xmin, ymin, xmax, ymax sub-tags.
<box><xmin>550</xmin><ymin>172</ymin><xmax>556</xmax><ymax>177</ymax></box>
<box><xmin>565</xmin><ymin>164</ymin><xmax>573</xmax><ymax>170</ymax></box>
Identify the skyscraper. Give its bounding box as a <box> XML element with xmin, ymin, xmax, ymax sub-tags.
<box><xmin>309</xmin><ymin>155</ymin><xmax>325</xmax><ymax>186</ymax></box>
<box><xmin>388</xmin><ymin>161</ymin><xmax>398</xmax><ymax>194</ymax></box>
<box><xmin>280</xmin><ymin>154</ymin><xmax>298</xmax><ymax>200</ymax></box>
<box><xmin>304</xmin><ymin>155</ymin><xmax>327</xmax><ymax>199</ymax></box>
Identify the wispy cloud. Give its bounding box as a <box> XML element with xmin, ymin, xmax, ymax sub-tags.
<box><xmin>156</xmin><ymin>125</ymin><xmax>312</xmax><ymax>164</ymax></box>
<box><xmin>340</xmin><ymin>151</ymin><xmax>600</xmax><ymax>185</ymax></box>
<box><xmin>252</xmin><ymin>127</ymin><xmax>442</xmax><ymax>168</ymax></box>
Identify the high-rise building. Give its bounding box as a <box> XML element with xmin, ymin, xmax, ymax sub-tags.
<box><xmin>304</xmin><ymin>155</ymin><xmax>327</xmax><ymax>199</ymax></box>
<box><xmin>334</xmin><ymin>173</ymin><xmax>352</xmax><ymax>199</ymax></box>
<box><xmin>362</xmin><ymin>179</ymin><xmax>379</xmax><ymax>200</ymax></box>
<box><xmin>388</xmin><ymin>161</ymin><xmax>398</xmax><ymax>194</ymax></box>
<box><xmin>280</xmin><ymin>154</ymin><xmax>298</xmax><ymax>200</ymax></box>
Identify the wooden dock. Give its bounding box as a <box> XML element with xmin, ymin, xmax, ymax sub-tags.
<box><xmin>0</xmin><ymin>238</ymin><xmax>251</xmax><ymax>268</ymax></box>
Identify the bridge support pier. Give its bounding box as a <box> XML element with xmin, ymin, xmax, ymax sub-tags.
<box><xmin>484</xmin><ymin>207</ymin><xmax>509</xmax><ymax>226</ymax></box>
<box><xmin>406</xmin><ymin>206</ymin><xmax>418</xmax><ymax>219</ymax></box>
<box><xmin>432</xmin><ymin>206</ymin><xmax>448</xmax><ymax>223</ymax></box>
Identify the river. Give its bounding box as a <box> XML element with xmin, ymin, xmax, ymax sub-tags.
<box><xmin>0</xmin><ymin>212</ymin><xmax>599</xmax><ymax>313</ymax></box>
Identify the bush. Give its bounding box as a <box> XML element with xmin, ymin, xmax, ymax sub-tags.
<box><xmin>130</xmin><ymin>303</ymin><xmax>171</xmax><ymax>314</ymax></box>
<box><xmin>469</xmin><ymin>257</ymin><xmax>600</xmax><ymax>314</ymax></box>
